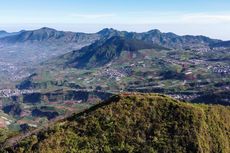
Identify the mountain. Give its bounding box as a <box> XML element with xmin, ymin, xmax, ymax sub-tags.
<box><xmin>3</xmin><ymin>93</ymin><xmax>230</xmax><ymax>152</ymax></box>
<box><xmin>48</xmin><ymin>36</ymin><xmax>169</xmax><ymax>69</ymax></box>
<box><xmin>211</xmin><ymin>40</ymin><xmax>230</xmax><ymax>48</ymax></box>
<box><xmin>46</xmin><ymin>27</ymin><xmax>222</xmax><ymax>70</ymax></box>
<box><xmin>0</xmin><ymin>30</ymin><xmax>8</xmax><ymax>38</ymax></box>
<box><xmin>1</xmin><ymin>27</ymin><xmax>65</xmax><ymax>42</ymax></box>
<box><xmin>0</xmin><ymin>27</ymin><xmax>100</xmax><ymax>68</ymax></box>
<box><xmin>97</xmin><ymin>28</ymin><xmax>127</xmax><ymax>38</ymax></box>
<box><xmin>0</xmin><ymin>27</ymin><xmax>223</xmax><ymax>67</ymax></box>
<box><xmin>97</xmin><ymin>28</ymin><xmax>221</xmax><ymax>49</ymax></box>
<box><xmin>0</xmin><ymin>30</ymin><xmax>19</xmax><ymax>38</ymax></box>
<box><xmin>0</xmin><ymin>27</ymin><xmax>100</xmax><ymax>43</ymax></box>
<box><xmin>0</xmin><ymin>27</ymin><xmax>223</xmax><ymax>49</ymax></box>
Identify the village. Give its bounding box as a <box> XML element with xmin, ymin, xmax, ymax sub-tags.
<box><xmin>210</xmin><ymin>65</ymin><xmax>230</xmax><ymax>74</ymax></box>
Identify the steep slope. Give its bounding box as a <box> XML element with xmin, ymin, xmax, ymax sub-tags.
<box><xmin>4</xmin><ymin>93</ymin><xmax>230</xmax><ymax>153</ymax></box>
<box><xmin>211</xmin><ymin>40</ymin><xmax>230</xmax><ymax>48</ymax></box>
<box><xmin>49</xmin><ymin>36</ymin><xmax>168</xmax><ymax>69</ymax></box>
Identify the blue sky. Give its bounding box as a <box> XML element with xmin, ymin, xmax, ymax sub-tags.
<box><xmin>0</xmin><ymin>0</ymin><xmax>230</xmax><ymax>39</ymax></box>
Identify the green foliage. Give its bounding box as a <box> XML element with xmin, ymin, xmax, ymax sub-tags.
<box><xmin>0</xmin><ymin>128</ymin><xmax>9</xmax><ymax>144</ymax></box>
<box><xmin>62</xmin><ymin>36</ymin><xmax>164</xmax><ymax>69</ymax></box>
<box><xmin>3</xmin><ymin>93</ymin><xmax>230</xmax><ymax>153</ymax></box>
<box><xmin>0</xmin><ymin>128</ymin><xmax>18</xmax><ymax>148</ymax></box>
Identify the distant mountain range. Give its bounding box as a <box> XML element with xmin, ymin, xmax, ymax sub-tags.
<box><xmin>0</xmin><ymin>27</ymin><xmax>224</xmax><ymax>49</ymax></box>
<box><xmin>0</xmin><ymin>28</ymin><xmax>99</xmax><ymax>65</ymax></box>
<box><xmin>97</xmin><ymin>28</ymin><xmax>221</xmax><ymax>49</ymax></box>
<box><xmin>0</xmin><ymin>30</ymin><xmax>19</xmax><ymax>38</ymax></box>
<box><xmin>0</xmin><ymin>27</ymin><xmax>99</xmax><ymax>44</ymax></box>
<box><xmin>1</xmin><ymin>27</ymin><xmax>228</xmax><ymax>64</ymax></box>
<box><xmin>1</xmin><ymin>27</ymin><xmax>229</xmax><ymax>91</ymax></box>
<box><xmin>0</xmin><ymin>27</ymin><xmax>226</xmax><ymax>66</ymax></box>
<box><xmin>40</xmin><ymin>28</ymin><xmax>230</xmax><ymax>69</ymax></box>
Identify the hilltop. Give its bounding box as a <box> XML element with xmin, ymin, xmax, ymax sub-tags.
<box><xmin>3</xmin><ymin>93</ymin><xmax>230</xmax><ymax>153</ymax></box>
<box><xmin>0</xmin><ymin>31</ymin><xmax>8</xmax><ymax>38</ymax></box>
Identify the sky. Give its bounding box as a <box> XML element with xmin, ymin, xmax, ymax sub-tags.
<box><xmin>0</xmin><ymin>0</ymin><xmax>230</xmax><ymax>40</ymax></box>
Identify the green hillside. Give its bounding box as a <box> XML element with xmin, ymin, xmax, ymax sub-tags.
<box><xmin>3</xmin><ymin>93</ymin><xmax>230</xmax><ymax>153</ymax></box>
<box><xmin>47</xmin><ymin>36</ymin><xmax>168</xmax><ymax>69</ymax></box>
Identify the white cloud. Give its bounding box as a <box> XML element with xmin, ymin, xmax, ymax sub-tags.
<box><xmin>181</xmin><ymin>13</ymin><xmax>230</xmax><ymax>24</ymax></box>
<box><xmin>112</xmin><ymin>12</ymin><xmax>230</xmax><ymax>25</ymax></box>
<box><xmin>70</xmin><ymin>13</ymin><xmax>116</xmax><ymax>19</ymax></box>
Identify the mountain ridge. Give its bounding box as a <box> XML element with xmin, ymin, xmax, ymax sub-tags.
<box><xmin>42</xmin><ymin>26</ymin><xmax>224</xmax><ymax>70</ymax></box>
<box><xmin>0</xmin><ymin>30</ymin><xmax>19</xmax><ymax>38</ymax></box>
<box><xmin>0</xmin><ymin>27</ymin><xmax>100</xmax><ymax>43</ymax></box>
<box><xmin>0</xmin><ymin>27</ymin><xmax>222</xmax><ymax>49</ymax></box>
